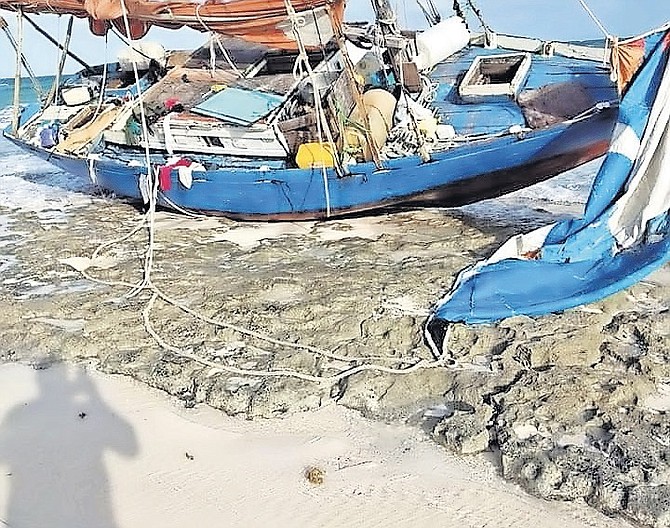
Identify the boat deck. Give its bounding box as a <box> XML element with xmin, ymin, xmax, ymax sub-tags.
<box><xmin>430</xmin><ymin>44</ymin><xmax>617</xmax><ymax>136</ymax></box>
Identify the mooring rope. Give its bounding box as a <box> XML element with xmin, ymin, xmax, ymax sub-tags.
<box><xmin>60</xmin><ymin>4</ymin><xmax>474</xmax><ymax>386</ymax></box>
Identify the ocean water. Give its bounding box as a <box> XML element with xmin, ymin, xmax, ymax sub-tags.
<box><xmin>0</xmin><ymin>75</ymin><xmax>53</xmax><ymax>109</ymax></box>
<box><xmin>0</xmin><ymin>77</ymin><xmax>94</xmax><ymax>226</ymax></box>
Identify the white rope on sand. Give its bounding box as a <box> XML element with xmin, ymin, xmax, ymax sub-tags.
<box><xmin>70</xmin><ymin>194</ymin><xmax>466</xmax><ymax>383</ymax></box>
<box><xmin>63</xmin><ymin>2</ymin><xmax>467</xmax><ymax>386</ymax></box>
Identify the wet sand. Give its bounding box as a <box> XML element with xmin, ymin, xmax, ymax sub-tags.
<box><xmin>0</xmin><ymin>180</ymin><xmax>668</xmax><ymax>526</ymax></box>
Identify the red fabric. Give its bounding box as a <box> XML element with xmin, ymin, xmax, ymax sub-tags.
<box><xmin>158</xmin><ymin>158</ymin><xmax>191</xmax><ymax>191</ymax></box>
<box><xmin>164</xmin><ymin>98</ymin><xmax>180</xmax><ymax>111</ymax></box>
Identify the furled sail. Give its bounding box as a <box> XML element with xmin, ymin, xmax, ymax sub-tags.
<box><xmin>427</xmin><ymin>26</ymin><xmax>670</xmax><ymax>347</ymax></box>
<box><xmin>0</xmin><ymin>0</ymin><xmax>344</xmax><ymax>46</ymax></box>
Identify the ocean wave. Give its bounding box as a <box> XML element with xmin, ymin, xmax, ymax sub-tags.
<box><xmin>0</xmin><ymin>106</ymin><xmax>15</xmax><ymax>129</ymax></box>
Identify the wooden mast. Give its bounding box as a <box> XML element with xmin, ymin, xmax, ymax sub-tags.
<box><xmin>45</xmin><ymin>15</ymin><xmax>74</xmax><ymax>108</ymax></box>
<box><xmin>370</xmin><ymin>0</ymin><xmax>407</xmax><ymax>78</ymax></box>
<box><xmin>10</xmin><ymin>8</ymin><xmax>23</xmax><ymax>135</ymax></box>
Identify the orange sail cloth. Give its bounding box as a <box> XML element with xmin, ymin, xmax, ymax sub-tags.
<box><xmin>0</xmin><ymin>0</ymin><xmax>345</xmax><ymax>47</ymax></box>
<box><xmin>611</xmin><ymin>37</ymin><xmax>645</xmax><ymax>94</ymax></box>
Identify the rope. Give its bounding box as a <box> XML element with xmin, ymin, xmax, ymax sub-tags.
<box><xmin>452</xmin><ymin>0</ymin><xmax>465</xmax><ymax>21</ymax></box>
<box><xmin>284</xmin><ymin>0</ymin><xmax>337</xmax><ymax>214</ymax></box>
<box><xmin>71</xmin><ymin>239</ymin><xmax>463</xmax><ymax>385</ymax></box>
<box><xmin>465</xmin><ymin>0</ymin><xmax>490</xmax><ymax>33</ymax></box>
<box><xmin>62</xmin><ymin>192</ymin><xmax>472</xmax><ymax>385</ymax></box>
<box><xmin>576</xmin><ymin>0</ymin><xmax>610</xmax><ymax>40</ymax></box>
<box><xmin>92</xmin><ymin>34</ymin><xmax>110</xmax><ymax>120</ymax></box>
<box><xmin>119</xmin><ymin>0</ymin><xmax>158</xmax><ymax>297</ymax></box>
<box><xmin>415</xmin><ymin>0</ymin><xmax>440</xmax><ymax>26</ymax></box>
<box><xmin>10</xmin><ymin>7</ymin><xmax>23</xmax><ymax>135</ymax></box>
<box><xmin>194</xmin><ymin>5</ymin><xmax>244</xmax><ymax>77</ymax></box>
<box><xmin>620</xmin><ymin>21</ymin><xmax>670</xmax><ymax>46</ymax></box>
<box><xmin>44</xmin><ymin>15</ymin><xmax>73</xmax><ymax>109</ymax></box>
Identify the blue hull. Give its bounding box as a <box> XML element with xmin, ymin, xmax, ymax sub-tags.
<box><xmin>4</xmin><ymin>104</ymin><xmax>617</xmax><ymax>220</ymax></box>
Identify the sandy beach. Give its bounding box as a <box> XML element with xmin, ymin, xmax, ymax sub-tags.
<box><xmin>0</xmin><ymin>362</ymin><xmax>634</xmax><ymax>528</ymax></box>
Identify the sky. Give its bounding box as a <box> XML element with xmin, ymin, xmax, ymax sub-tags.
<box><xmin>0</xmin><ymin>0</ymin><xmax>669</xmax><ymax>78</ymax></box>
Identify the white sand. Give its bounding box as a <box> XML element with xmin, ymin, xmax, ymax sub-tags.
<box><xmin>0</xmin><ymin>363</ymin><xmax>632</xmax><ymax>528</ymax></box>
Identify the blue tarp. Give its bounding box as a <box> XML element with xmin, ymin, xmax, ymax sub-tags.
<box><xmin>428</xmin><ymin>27</ymin><xmax>670</xmax><ymax>332</ymax></box>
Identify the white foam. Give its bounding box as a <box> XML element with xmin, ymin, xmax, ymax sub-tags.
<box><xmin>459</xmin><ymin>160</ymin><xmax>602</xmax><ymax>227</ymax></box>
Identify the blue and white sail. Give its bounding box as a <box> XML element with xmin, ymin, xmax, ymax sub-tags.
<box><xmin>427</xmin><ymin>26</ymin><xmax>670</xmax><ymax>344</ymax></box>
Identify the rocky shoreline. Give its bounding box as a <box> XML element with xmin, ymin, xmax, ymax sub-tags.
<box><xmin>1</xmin><ymin>192</ymin><xmax>669</xmax><ymax>526</ymax></box>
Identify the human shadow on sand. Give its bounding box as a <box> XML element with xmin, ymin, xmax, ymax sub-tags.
<box><xmin>0</xmin><ymin>364</ymin><xmax>138</xmax><ymax>528</ymax></box>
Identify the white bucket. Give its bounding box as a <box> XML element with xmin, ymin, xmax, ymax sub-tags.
<box><xmin>414</xmin><ymin>16</ymin><xmax>470</xmax><ymax>71</ymax></box>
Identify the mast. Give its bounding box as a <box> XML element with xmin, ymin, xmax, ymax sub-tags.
<box><xmin>10</xmin><ymin>8</ymin><xmax>23</xmax><ymax>135</ymax></box>
<box><xmin>0</xmin><ymin>14</ymin><xmax>44</xmax><ymax>103</ymax></box>
<box><xmin>370</xmin><ymin>0</ymin><xmax>407</xmax><ymax>77</ymax></box>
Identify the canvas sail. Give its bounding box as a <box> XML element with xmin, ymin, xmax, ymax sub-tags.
<box><xmin>0</xmin><ymin>0</ymin><xmax>344</xmax><ymax>46</ymax></box>
<box><xmin>427</xmin><ymin>26</ymin><xmax>670</xmax><ymax>341</ymax></box>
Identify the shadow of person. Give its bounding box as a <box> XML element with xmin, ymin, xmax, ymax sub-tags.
<box><xmin>0</xmin><ymin>364</ymin><xmax>138</xmax><ymax>528</ymax></box>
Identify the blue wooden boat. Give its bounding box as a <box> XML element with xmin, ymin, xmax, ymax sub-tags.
<box><xmin>2</xmin><ymin>2</ymin><xmax>622</xmax><ymax>220</ymax></box>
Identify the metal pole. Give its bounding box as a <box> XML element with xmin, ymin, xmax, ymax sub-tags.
<box><xmin>11</xmin><ymin>8</ymin><xmax>23</xmax><ymax>135</ymax></box>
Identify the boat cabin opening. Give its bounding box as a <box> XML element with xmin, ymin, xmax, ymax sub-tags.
<box><xmin>459</xmin><ymin>53</ymin><xmax>531</xmax><ymax>100</ymax></box>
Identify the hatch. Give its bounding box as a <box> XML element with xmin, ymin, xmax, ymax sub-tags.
<box><xmin>459</xmin><ymin>53</ymin><xmax>531</xmax><ymax>100</ymax></box>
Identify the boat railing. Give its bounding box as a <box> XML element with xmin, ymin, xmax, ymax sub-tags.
<box><xmin>470</xmin><ymin>32</ymin><xmax>608</xmax><ymax>63</ymax></box>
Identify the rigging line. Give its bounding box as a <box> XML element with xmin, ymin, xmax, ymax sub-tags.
<box><xmin>10</xmin><ymin>8</ymin><xmax>22</xmax><ymax>135</ymax></box>
<box><xmin>91</xmin><ymin>32</ymin><xmax>110</xmax><ymax>122</ymax></box>
<box><xmin>451</xmin><ymin>0</ymin><xmax>466</xmax><ymax>22</ymax></box>
<box><xmin>23</xmin><ymin>14</ymin><xmax>93</xmax><ymax>73</ymax></box>
<box><xmin>119</xmin><ymin>0</ymin><xmax>158</xmax><ymax>297</ymax></box>
<box><xmin>209</xmin><ymin>30</ymin><xmax>216</xmax><ymax>73</ymax></box>
<box><xmin>414</xmin><ymin>0</ymin><xmax>440</xmax><ymax>26</ymax></box>
<box><xmin>576</xmin><ymin>0</ymin><xmax>610</xmax><ymax>39</ymax></box>
<box><xmin>620</xmin><ymin>22</ymin><xmax>670</xmax><ymax>46</ymax></box>
<box><xmin>465</xmin><ymin>0</ymin><xmax>490</xmax><ymax>33</ymax></box>
<box><xmin>194</xmin><ymin>4</ymin><xmax>243</xmax><ymax>77</ymax></box>
<box><xmin>109</xmin><ymin>26</ymin><xmax>155</xmax><ymax>63</ymax></box>
<box><xmin>0</xmin><ymin>15</ymin><xmax>44</xmax><ymax>103</ymax></box>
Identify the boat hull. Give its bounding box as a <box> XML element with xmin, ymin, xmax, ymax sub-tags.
<box><xmin>4</xmin><ymin>105</ymin><xmax>617</xmax><ymax>221</ymax></box>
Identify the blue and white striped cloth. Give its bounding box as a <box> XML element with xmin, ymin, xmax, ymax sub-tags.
<box><xmin>428</xmin><ymin>27</ymin><xmax>670</xmax><ymax>334</ymax></box>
